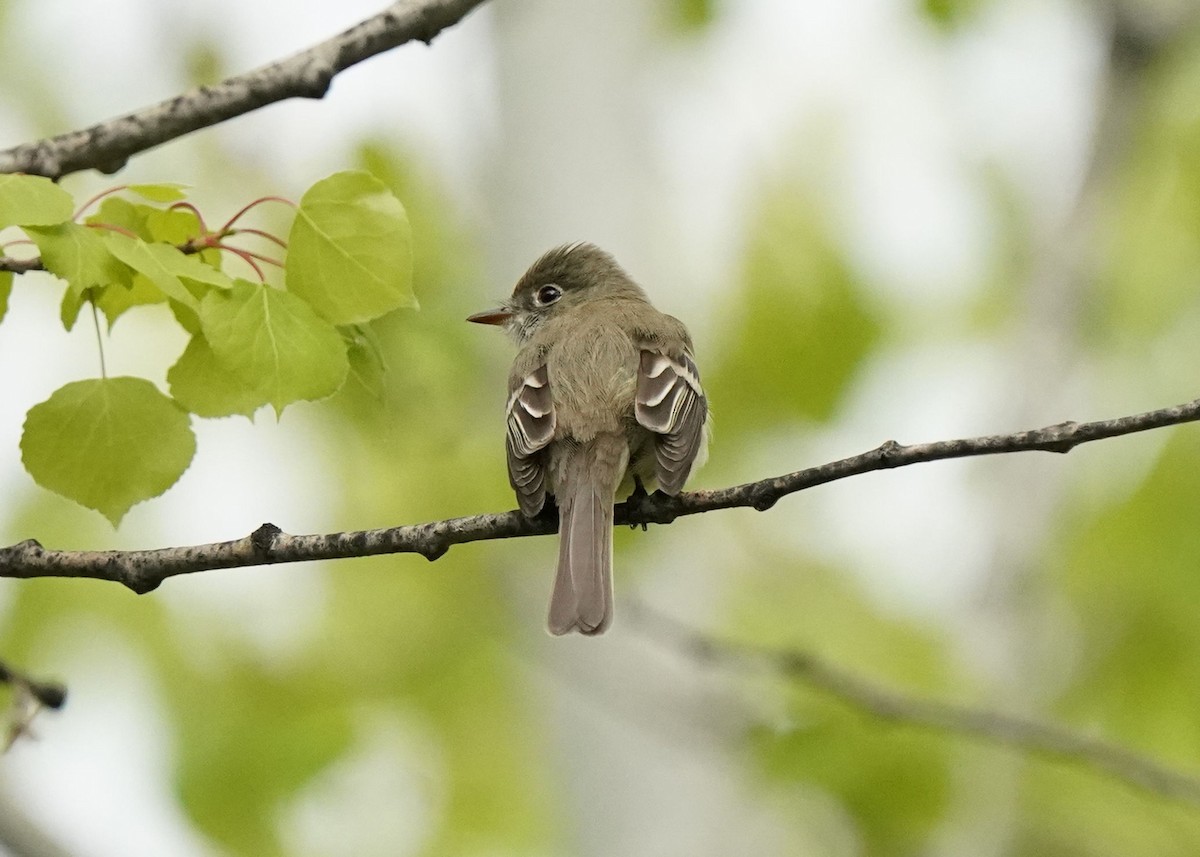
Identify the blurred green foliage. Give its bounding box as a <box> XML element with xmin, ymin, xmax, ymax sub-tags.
<box><xmin>664</xmin><ymin>0</ymin><xmax>719</xmax><ymax>35</ymax></box>
<box><xmin>1062</xmin><ymin>432</ymin><xmax>1200</xmax><ymax>755</ymax></box>
<box><xmin>1096</xmin><ymin>35</ymin><xmax>1200</xmax><ymax>341</ymax></box>
<box><xmin>732</xmin><ymin>555</ymin><xmax>953</xmax><ymax>853</ymax></box>
<box><xmin>175</xmin><ymin>661</ymin><xmax>356</xmax><ymax>856</ymax></box>
<box><xmin>4</xmin><ymin>3</ymin><xmax>1200</xmax><ymax>856</ymax></box>
<box><xmin>919</xmin><ymin>0</ymin><xmax>985</xmax><ymax>31</ymax></box>
<box><xmin>708</xmin><ymin>179</ymin><xmax>882</xmax><ymax>435</ymax></box>
<box><xmin>1013</xmin><ymin>431</ymin><xmax>1200</xmax><ymax>855</ymax></box>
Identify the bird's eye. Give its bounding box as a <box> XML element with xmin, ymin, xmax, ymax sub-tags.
<box><xmin>535</xmin><ymin>284</ymin><xmax>562</xmax><ymax>306</ymax></box>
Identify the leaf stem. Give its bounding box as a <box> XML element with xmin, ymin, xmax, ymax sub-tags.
<box><xmin>84</xmin><ymin>222</ymin><xmax>139</xmax><ymax>239</ymax></box>
<box><xmin>219</xmin><ymin>196</ymin><xmax>295</xmax><ymax>233</ymax></box>
<box><xmin>90</xmin><ymin>300</ymin><xmax>106</xmax><ymax>379</ymax></box>
<box><xmin>212</xmin><ymin>242</ymin><xmax>284</xmax><ymax>281</ymax></box>
<box><xmin>72</xmin><ymin>185</ymin><xmax>128</xmax><ymax>222</ymax></box>
<box><xmin>217</xmin><ymin>245</ymin><xmax>283</xmax><ymax>268</ymax></box>
<box><xmin>225</xmin><ymin>227</ymin><xmax>288</xmax><ymax>249</ymax></box>
<box><xmin>219</xmin><ymin>245</ymin><xmax>267</xmax><ymax>281</ymax></box>
<box><xmin>166</xmin><ymin>201</ymin><xmax>208</xmax><ymax>233</ymax></box>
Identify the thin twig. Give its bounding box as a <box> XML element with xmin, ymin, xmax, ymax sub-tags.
<box><xmin>1</xmin><ymin>227</ymin><xmax>276</xmax><ymax>276</ymax></box>
<box><xmin>0</xmin><ymin>0</ymin><xmax>489</xmax><ymax>179</ymax></box>
<box><xmin>0</xmin><ymin>257</ymin><xmax>44</xmax><ymax>275</ymax></box>
<box><xmin>635</xmin><ymin>608</ymin><xmax>1200</xmax><ymax>807</ymax></box>
<box><xmin>0</xmin><ymin>661</ymin><xmax>66</xmax><ymax>713</ymax></box>
<box><xmin>0</xmin><ymin>658</ymin><xmax>67</xmax><ymax>752</ymax></box>
<box><xmin>0</xmin><ymin>397</ymin><xmax>1197</xmax><ymax>592</ymax></box>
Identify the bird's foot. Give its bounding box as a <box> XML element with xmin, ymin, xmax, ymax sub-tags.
<box><xmin>628</xmin><ymin>477</ymin><xmax>650</xmax><ymax>531</ymax></box>
<box><xmin>536</xmin><ymin>496</ymin><xmax>560</xmax><ymax>526</ymax></box>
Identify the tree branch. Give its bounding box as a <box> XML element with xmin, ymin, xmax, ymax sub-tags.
<box><xmin>0</xmin><ymin>659</ymin><xmax>66</xmax><ymax>753</ymax></box>
<box><xmin>1</xmin><ymin>396</ymin><xmax>1198</xmax><ymax>591</ymax></box>
<box><xmin>2</xmin><ymin>228</ymin><xmax>239</xmax><ymax>274</ymax></box>
<box><xmin>634</xmin><ymin>608</ymin><xmax>1200</xmax><ymax>807</ymax></box>
<box><xmin>0</xmin><ymin>0</ymin><xmax>490</xmax><ymax>180</ymax></box>
<box><xmin>0</xmin><ymin>661</ymin><xmax>65</xmax><ymax>713</ymax></box>
<box><xmin>0</xmin><ymin>257</ymin><xmax>43</xmax><ymax>275</ymax></box>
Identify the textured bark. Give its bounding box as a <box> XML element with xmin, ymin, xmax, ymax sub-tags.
<box><xmin>2</xmin><ymin>397</ymin><xmax>1198</xmax><ymax>591</ymax></box>
<box><xmin>0</xmin><ymin>0</ymin><xmax>489</xmax><ymax>180</ymax></box>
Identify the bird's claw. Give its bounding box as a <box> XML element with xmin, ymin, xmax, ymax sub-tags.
<box><xmin>628</xmin><ymin>477</ymin><xmax>650</xmax><ymax>531</ymax></box>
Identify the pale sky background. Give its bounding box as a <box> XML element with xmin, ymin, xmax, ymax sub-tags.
<box><xmin>0</xmin><ymin>0</ymin><xmax>1112</xmax><ymax>853</ymax></box>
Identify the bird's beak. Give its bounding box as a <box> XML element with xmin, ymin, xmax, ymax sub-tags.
<box><xmin>466</xmin><ymin>307</ymin><xmax>513</xmax><ymax>326</ymax></box>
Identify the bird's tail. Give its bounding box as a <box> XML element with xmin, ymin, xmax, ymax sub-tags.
<box><xmin>548</xmin><ymin>470</ymin><xmax>613</xmax><ymax>636</ymax></box>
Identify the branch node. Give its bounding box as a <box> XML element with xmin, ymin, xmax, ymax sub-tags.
<box><xmin>414</xmin><ymin>5</ymin><xmax>439</xmax><ymax>44</ymax></box>
<box><xmin>128</xmin><ymin>575</ymin><xmax>162</xmax><ymax>595</ymax></box>
<box><xmin>422</xmin><ymin>544</ymin><xmax>448</xmax><ymax>562</ymax></box>
<box><xmin>1042</xmin><ymin>420</ymin><xmax>1080</xmax><ymax>453</ymax></box>
<box><xmin>876</xmin><ymin>439</ymin><xmax>905</xmax><ymax>463</ymax></box>
<box><xmin>97</xmin><ymin>156</ymin><xmax>129</xmax><ymax>176</ymax></box>
<box><xmin>750</xmin><ymin>486</ymin><xmax>778</xmax><ymax>512</ymax></box>
<box><xmin>296</xmin><ymin>62</ymin><xmax>336</xmax><ymax>99</ymax></box>
<box><xmin>250</xmin><ymin>523</ymin><xmax>282</xmax><ymax>555</ymax></box>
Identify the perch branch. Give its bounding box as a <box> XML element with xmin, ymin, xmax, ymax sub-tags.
<box><xmin>636</xmin><ymin>609</ymin><xmax>1200</xmax><ymax>807</ymax></box>
<box><xmin>0</xmin><ymin>397</ymin><xmax>1198</xmax><ymax>591</ymax></box>
<box><xmin>0</xmin><ymin>0</ymin><xmax>489</xmax><ymax>179</ymax></box>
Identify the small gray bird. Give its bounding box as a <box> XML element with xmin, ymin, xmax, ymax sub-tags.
<box><xmin>468</xmin><ymin>243</ymin><xmax>709</xmax><ymax>635</ymax></box>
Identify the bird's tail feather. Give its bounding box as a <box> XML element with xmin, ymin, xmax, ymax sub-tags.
<box><xmin>548</xmin><ymin>479</ymin><xmax>613</xmax><ymax>636</ymax></box>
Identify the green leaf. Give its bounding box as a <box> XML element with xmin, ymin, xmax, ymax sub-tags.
<box><xmin>171</xmin><ymin>254</ymin><xmax>232</xmax><ymax>292</ymax></box>
<box><xmin>144</xmin><ymin>206</ymin><xmax>202</xmax><ymax>244</ymax></box>
<box><xmin>168</xmin><ymin>334</ymin><xmax>268</xmax><ymax>418</ymax></box>
<box><xmin>20</xmin><ymin>377</ymin><xmax>196</xmax><ymax>526</ymax></box>
<box><xmin>0</xmin><ymin>174</ymin><xmax>73</xmax><ymax>228</ymax></box>
<box><xmin>25</xmin><ymin>223</ymin><xmax>132</xmax><ymax>297</ymax></box>
<box><xmin>60</xmin><ymin>287</ymin><xmax>86</xmax><ymax>331</ymax></box>
<box><xmin>104</xmin><ymin>233</ymin><xmax>200</xmax><ymax>309</ymax></box>
<box><xmin>139</xmin><ymin>206</ymin><xmax>223</xmax><ymax>272</ymax></box>
<box><xmin>127</xmin><ymin>182</ymin><xmax>189</xmax><ymax>203</ymax></box>
<box><xmin>342</xmin><ymin>323</ymin><xmax>388</xmax><ymax>402</ymax></box>
<box><xmin>0</xmin><ymin>270</ymin><xmax>11</xmax><ymax>324</ymax></box>
<box><xmin>200</xmin><ymin>279</ymin><xmax>349</xmax><ymax>414</ymax></box>
<box><xmin>170</xmin><ymin>300</ymin><xmax>202</xmax><ymax>335</ymax></box>
<box><xmin>86</xmin><ymin>197</ymin><xmax>150</xmax><ymax>239</ymax></box>
<box><xmin>94</xmin><ymin>273</ymin><xmax>168</xmax><ymax>328</ymax></box>
<box><xmin>123</xmin><ymin>234</ymin><xmax>230</xmax><ymax>293</ymax></box>
<box><xmin>138</xmin><ymin>235</ymin><xmax>229</xmax><ymax>294</ymax></box>
<box><xmin>286</xmin><ymin>170</ymin><xmax>415</xmax><ymax>324</ymax></box>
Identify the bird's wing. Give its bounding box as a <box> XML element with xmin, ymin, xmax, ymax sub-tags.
<box><xmin>635</xmin><ymin>347</ymin><xmax>708</xmax><ymax>495</ymax></box>
<box><xmin>506</xmin><ymin>363</ymin><xmax>556</xmax><ymax>516</ymax></box>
